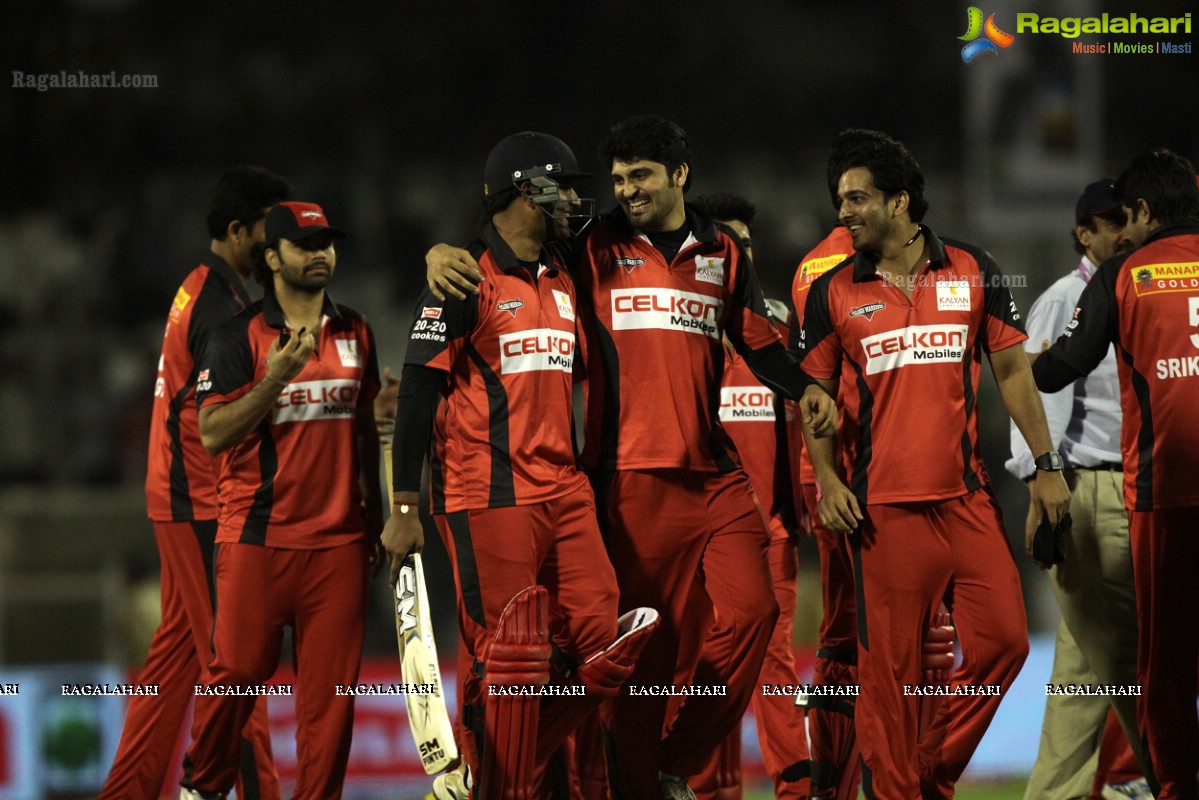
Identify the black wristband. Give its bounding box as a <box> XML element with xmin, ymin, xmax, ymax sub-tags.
<box><xmin>1034</xmin><ymin>451</ymin><xmax>1063</xmax><ymax>471</ymax></box>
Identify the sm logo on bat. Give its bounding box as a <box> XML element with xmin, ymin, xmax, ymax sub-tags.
<box><xmin>420</xmin><ymin>738</ymin><xmax>447</xmax><ymax>766</ymax></box>
<box><xmin>395</xmin><ymin>567</ymin><xmax>419</xmax><ymax>643</ymax></box>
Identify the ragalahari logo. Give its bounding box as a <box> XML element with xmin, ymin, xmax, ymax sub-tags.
<box><xmin>959</xmin><ymin>7</ymin><xmax>1015</xmax><ymax>62</ymax></box>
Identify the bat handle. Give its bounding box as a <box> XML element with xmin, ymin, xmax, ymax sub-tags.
<box><xmin>383</xmin><ymin>443</ymin><xmax>395</xmax><ymax>508</ymax></box>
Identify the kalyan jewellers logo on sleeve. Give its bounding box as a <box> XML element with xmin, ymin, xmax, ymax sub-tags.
<box><xmin>958</xmin><ymin>7</ymin><xmax>1192</xmax><ymax>61</ymax></box>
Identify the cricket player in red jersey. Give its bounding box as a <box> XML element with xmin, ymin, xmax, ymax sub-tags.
<box><xmin>582</xmin><ymin>117</ymin><xmax>832</xmax><ymax>800</ymax></box>
<box><xmin>102</xmin><ymin>168</ymin><xmax>290</xmax><ymax>800</ymax></box>
<box><xmin>794</xmin><ymin>222</ymin><xmax>956</xmax><ymax>800</ymax></box>
<box><xmin>800</xmin><ymin>130</ymin><xmax>1070</xmax><ymax>800</ymax></box>
<box><xmin>425</xmin><ymin>116</ymin><xmax>835</xmax><ymax>800</ymax></box>
<box><xmin>688</xmin><ymin>192</ymin><xmax>810</xmax><ymax>800</ymax></box>
<box><xmin>1033</xmin><ymin>148</ymin><xmax>1199</xmax><ymax>800</ymax></box>
<box><xmin>180</xmin><ymin>202</ymin><xmax>384</xmax><ymax>800</ymax></box>
<box><xmin>791</xmin><ymin>134</ymin><xmax>961</xmax><ymax>800</ymax></box>
<box><xmin>384</xmin><ymin>132</ymin><xmax>659</xmax><ymax>800</ymax></box>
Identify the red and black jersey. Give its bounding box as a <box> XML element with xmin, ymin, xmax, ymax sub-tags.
<box><xmin>789</xmin><ymin>226</ymin><xmax>854</xmax><ymax>487</ymax></box>
<box><xmin>1034</xmin><ymin>223</ymin><xmax>1199</xmax><ymax>511</ymax></box>
<box><xmin>576</xmin><ymin>207</ymin><xmax>803</xmax><ymax>472</ymax></box>
<box><xmin>403</xmin><ymin>224</ymin><xmax>589</xmax><ymax>514</ymax></box>
<box><xmin>146</xmin><ymin>253</ymin><xmax>253</xmax><ymax>522</ymax></box>
<box><xmin>196</xmin><ymin>291</ymin><xmax>380</xmax><ymax>548</ymax></box>
<box><xmin>799</xmin><ymin>227</ymin><xmax>1027</xmax><ymax>505</ymax></box>
<box><xmin>719</xmin><ymin>300</ymin><xmax>798</xmax><ymax>541</ymax></box>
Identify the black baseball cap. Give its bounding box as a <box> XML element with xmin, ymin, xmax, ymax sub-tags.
<box><xmin>265</xmin><ymin>201</ymin><xmax>345</xmax><ymax>242</ymax></box>
<box><xmin>1075</xmin><ymin>179</ymin><xmax>1120</xmax><ymax>223</ymax></box>
<box><xmin>483</xmin><ymin>131</ymin><xmax>590</xmax><ymax>198</ymax></box>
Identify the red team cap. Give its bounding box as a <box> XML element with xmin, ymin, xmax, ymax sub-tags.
<box><xmin>265</xmin><ymin>201</ymin><xmax>346</xmax><ymax>242</ymax></box>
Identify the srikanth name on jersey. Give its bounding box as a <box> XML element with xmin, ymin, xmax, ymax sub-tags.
<box><xmin>861</xmin><ymin>324</ymin><xmax>969</xmax><ymax>375</ymax></box>
<box><xmin>1156</xmin><ymin>356</ymin><xmax>1199</xmax><ymax>379</ymax></box>
<box><xmin>610</xmin><ymin>287</ymin><xmax>723</xmax><ymax>339</ymax></box>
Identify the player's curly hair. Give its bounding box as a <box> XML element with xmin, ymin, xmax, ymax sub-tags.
<box><xmin>827</xmin><ymin>129</ymin><xmax>891</xmax><ymax>198</ymax></box>
<box><xmin>1114</xmin><ymin>148</ymin><xmax>1199</xmax><ymax>225</ymax></box>
<box><xmin>599</xmin><ymin>115</ymin><xmax>692</xmax><ymax>193</ymax></box>
<box><xmin>827</xmin><ymin>129</ymin><xmax>929</xmax><ymax>223</ymax></box>
<box><xmin>691</xmin><ymin>193</ymin><xmax>756</xmax><ymax>233</ymax></box>
<box><xmin>206</xmin><ymin>166</ymin><xmax>292</xmax><ymax>241</ymax></box>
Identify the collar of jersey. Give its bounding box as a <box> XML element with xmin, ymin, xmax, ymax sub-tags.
<box><xmin>203</xmin><ymin>250</ymin><xmax>254</xmax><ymax>308</ymax></box>
<box><xmin>1141</xmin><ymin>221</ymin><xmax>1199</xmax><ymax>248</ymax></box>
<box><xmin>605</xmin><ymin>203</ymin><xmax>719</xmax><ymax>247</ymax></box>
<box><xmin>480</xmin><ymin>222</ymin><xmax>559</xmax><ymax>277</ymax></box>
<box><xmin>1099</xmin><ymin>221</ymin><xmax>1199</xmax><ymax>277</ymax></box>
<box><xmin>261</xmin><ymin>286</ymin><xmax>342</xmax><ymax>329</ymax></box>
<box><xmin>851</xmin><ymin>225</ymin><xmax>949</xmax><ymax>283</ymax></box>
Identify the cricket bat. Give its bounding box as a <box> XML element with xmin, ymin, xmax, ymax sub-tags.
<box><xmin>383</xmin><ymin>444</ymin><xmax>459</xmax><ymax>774</ymax></box>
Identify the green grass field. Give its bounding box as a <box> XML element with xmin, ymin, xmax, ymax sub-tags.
<box><xmin>743</xmin><ymin>779</ymin><xmax>1027</xmax><ymax>800</ymax></box>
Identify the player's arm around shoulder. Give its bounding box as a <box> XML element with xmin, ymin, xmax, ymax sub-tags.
<box><xmin>425</xmin><ymin>242</ymin><xmax>482</xmax><ymax>302</ymax></box>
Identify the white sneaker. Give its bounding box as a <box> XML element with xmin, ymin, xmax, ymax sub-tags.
<box><xmin>659</xmin><ymin>771</ymin><xmax>696</xmax><ymax>800</ymax></box>
<box><xmin>1102</xmin><ymin>778</ymin><xmax>1153</xmax><ymax>800</ymax></box>
<box><xmin>432</xmin><ymin>763</ymin><xmax>472</xmax><ymax>800</ymax></box>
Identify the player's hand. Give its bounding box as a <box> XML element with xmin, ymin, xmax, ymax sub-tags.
<box><xmin>265</xmin><ymin>327</ymin><xmax>316</xmax><ymax>386</ymax></box>
<box><xmin>816</xmin><ymin>478</ymin><xmax>863</xmax><ymax>535</ymax></box>
<box><xmin>1029</xmin><ymin>470</ymin><xmax>1071</xmax><ymax>529</ymax></box>
<box><xmin>427</xmin><ymin>244</ymin><xmax>482</xmax><ymax>301</ymax></box>
<box><xmin>374</xmin><ymin>366</ymin><xmax>400</xmax><ymax>444</ymax></box>
<box><xmin>801</xmin><ymin>384</ymin><xmax>837</xmax><ymax>438</ymax></box>
<box><xmin>382</xmin><ymin>511</ymin><xmax>425</xmax><ymax>586</ymax></box>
